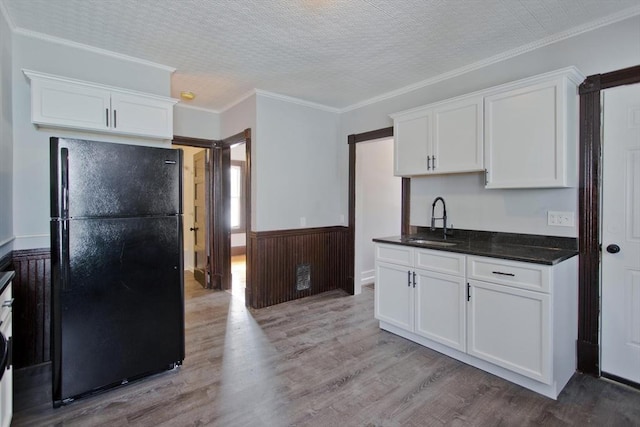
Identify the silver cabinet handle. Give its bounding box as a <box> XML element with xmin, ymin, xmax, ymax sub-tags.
<box><xmin>407</xmin><ymin>271</ymin><xmax>411</xmax><ymax>287</ymax></box>
<box><xmin>2</xmin><ymin>298</ymin><xmax>14</xmax><ymax>308</ymax></box>
<box><xmin>431</xmin><ymin>156</ymin><xmax>436</xmax><ymax>169</ymax></box>
<box><xmin>427</xmin><ymin>156</ymin><xmax>431</xmax><ymax>170</ymax></box>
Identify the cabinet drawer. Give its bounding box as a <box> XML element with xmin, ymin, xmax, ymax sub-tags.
<box><xmin>467</xmin><ymin>256</ymin><xmax>550</xmax><ymax>293</ymax></box>
<box><xmin>375</xmin><ymin>244</ymin><xmax>413</xmax><ymax>267</ymax></box>
<box><xmin>415</xmin><ymin>248</ymin><xmax>465</xmax><ymax>277</ymax></box>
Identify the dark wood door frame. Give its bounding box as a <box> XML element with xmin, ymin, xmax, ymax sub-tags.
<box><xmin>173</xmin><ymin>129</ymin><xmax>252</xmax><ymax>296</ymax></box>
<box><xmin>577</xmin><ymin>65</ymin><xmax>640</xmax><ymax>375</ymax></box>
<box><xmin>347</xmin><ymin>126</ymin><xmax>410</xmax><ymax>295</ymax></box>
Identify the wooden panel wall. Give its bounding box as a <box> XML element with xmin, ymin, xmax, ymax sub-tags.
<box><xmin>247</xmin><ymin>226</ymin><xmax>349</xmax><ymax>309</ymax></box>
<box><xmin>11</xmin><ymin>249</ymin><xmax>52</xmax><ymax>368</ymax></box>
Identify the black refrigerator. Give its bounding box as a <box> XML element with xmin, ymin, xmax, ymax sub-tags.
<box><xmin>50</xmin><ymin>137</ymin><xmax>185</xmax><ymax>406</ymax></box>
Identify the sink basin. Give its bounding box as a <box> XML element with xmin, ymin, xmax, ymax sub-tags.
<box><xmin>407</xmin><ymin>238</ymin><xmax>457</xmax><ymax>247</ymax></box>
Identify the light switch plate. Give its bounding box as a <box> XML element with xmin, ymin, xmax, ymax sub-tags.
<box><xmin>548</xmin><ymin>211</ymin><xmax>575</xmax><ymax>227</ymax></box>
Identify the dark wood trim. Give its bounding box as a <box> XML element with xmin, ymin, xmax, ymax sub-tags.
<box><xmin>247</xmin><ymin>226</ymin><xmax>349</xmax><ymax>309</ymax></box>
<box><xmin>347</xmin><ymin>136</ymin><xmax>356</xmax><ymax>295</ymax></box>
<box><xmin>401</xmin><ymin>178</ymin><xmax>411</xmax><ymax>235</ymax></box>
<box><xmin>242</xmin><ymin>129</ymin><xmax>252</xmax><ymax>306</ymax></box>
<box><xmin>578</xmin><ymin>65</ymin><xmax>640</xmax><ymax>375</ymax></box>
<box><xmin>351</xmin><ymin>126</ymin><xmax>394</xmax><ymax>144</ymax></box>
<box><xmin>600</xmin><ymin>65</ymin><xmax>640</xmax><ymax>90</ymax></box>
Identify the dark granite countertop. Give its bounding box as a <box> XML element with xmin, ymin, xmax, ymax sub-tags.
<box><xmin>373</xmin><ymin>228</ymin><xmax>578</xmax><ymax>265</ymax></box>
<box><xmin>0</xmin><ymin>271</ymin><xmax>15</xmax><ymax>294</ymax></box>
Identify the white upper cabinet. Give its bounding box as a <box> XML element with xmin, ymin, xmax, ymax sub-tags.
<box><xmin>392</xmin><ymin>94</ymin><xmax>483</xmax><ymax>176</ymax></box>
<box><xmin>484</xmin><ymin>69</ymin><xmax>583</xmax><ymax>188</ymax></box>
<box><xmin>393</xmin><ymin>108</ymin><xmax>431</xmax><ymax>176</ymax></box>
<box><xmin>432</xmin><ymin>96</ymin><xmax>484</xmax><ymax>174</ymax></box>
<box><xmin>24</xmin><ymin>70</ymin><xmax>178</xmax><ymax>140</ymax></box>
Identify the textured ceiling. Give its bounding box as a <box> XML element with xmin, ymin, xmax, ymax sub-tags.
<box><xmin>2</xmin><ymin>0</ymin><xmax>639</xmax><ymax>111</ymax></box>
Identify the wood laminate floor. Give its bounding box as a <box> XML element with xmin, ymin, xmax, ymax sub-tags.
<box><xmin>11</xmin><ymin>275</ymin><xmax>640</xmax><ymax>426</ymax></box>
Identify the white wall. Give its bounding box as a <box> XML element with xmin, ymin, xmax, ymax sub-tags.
<box><xmin>11</xmin><ymin>32</ymin><xmax>174</xmax><ymax>250</ymax></box>
<box><xmin>255</xmin><ymin>94</ymin><xmax>341</xmax><ymax>231</ymax></box>
<box><xmin>0</xmin><ymin>8</ymin><xmax>13</xmax><ymax>259</ymax></box>
<box><xmin>355</xmin><ymin>138</ymin><xmax>401</xmax><ymax>293</ymax></box>
<box><xmin>339</xmin><ymin>15</ymin><xmax>640</xmax><ymax>238</ymax></box>
<box><xmin>173</xmin><ymin>104</ymin><xmax>220</xmax><ymax>140</ymax></box>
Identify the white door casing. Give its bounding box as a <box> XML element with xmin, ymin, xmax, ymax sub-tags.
<box><xmin>601</xmin><ymin>83</ymin><xmax>640</xmax><ymax>384</ymax></box>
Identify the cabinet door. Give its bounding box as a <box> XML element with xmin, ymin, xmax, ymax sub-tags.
<box><xmin>432</xmin><ymin>96</ymin><xmax>484</xmax><ymax>174</ymax></box>
<box><xmin>30</xmin><ymin>78</ymin><xmax>111</xmax><ymax>132</ymax></box>
<box><xmin>484</xmin><ymin>77</ymin><xmax>573</xmax><ymax>188</ymax></box>
<box><xmin>375</xmin><ymin>262</ymin><xmax>413</xmax><ymax>331</ymax></box>
<box><xmin>414</xmin><ymin>269</ymin><xmax>466</xmax><ymax>351</ymax></box>
<box><xmin>467</xmin><ymin>280</ymin><xmax>551</xmax><ymax>384</ymax></box>
<box><xmin>394</xmin><ymin>111</ymin><xmax>431</xmax><ymax>176</ymax></box>
<box><xmin>110</xmin><ymin>92</ymin><xmax>174</xmax><ymax>139</ymax></box>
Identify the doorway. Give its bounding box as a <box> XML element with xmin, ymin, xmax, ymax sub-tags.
<box><xmin>180</xmin><ymin>146</ymin><xmax>211</xmax><ymax>288</ymax></box>
<box><xmin>354</xmin><ymin>137</ymin><xmax>401</xmax><ymax>294</ymax></box>
<box><xmin>600</xmin><ymin>82</ymin><xmax>640</xmax><ymax>386</ymax></box>
<box><xmin>172</xmin><ymin>130</ymin><xmax>251</xmax><ymax>302</ymax></box>
<box><xmin>230</xmin><ymin>142</ymin><xmax>247</xmax><ymax>301</ymax></box>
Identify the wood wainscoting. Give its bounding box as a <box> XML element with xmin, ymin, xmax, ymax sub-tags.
<box><xmin>8</xmin><ymin>248</ymin><xmax>52</xmax><ymax>368</ymax></box>
<box><xmin>247</xmin><ymin>226</ymin><xmax>350</xmax><ymax>309</ymax></box>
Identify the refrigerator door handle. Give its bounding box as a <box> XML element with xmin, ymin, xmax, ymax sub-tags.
<box><xmin>60</xmin><ymin>221</ymin><xmax>71</xmax><ymax>291</ymax></box>
<box><xmin>61</xmin><ymin>148</ymin><xmax>70</xmax><ymax>218</ymax></box>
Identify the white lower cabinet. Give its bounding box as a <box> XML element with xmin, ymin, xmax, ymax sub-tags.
<box><xmin>375</xmin><ymin>245</ymin><xmax>466</xmax><ymax>351</ymax></box>
<box><xmin>375</xmin><ymin>262</ymin><xmax>414</xmax><ymax>331</ymax></box>
<box><xmin>414</xmin><ymin>270</ymin><xmax>466</xmax><ymax>352</ymax></box>
<box><xmin>374</xmin><ymin>243</ymin><xmax>578</xmax><ymax>399</ymax></box>
<box><xmin>466</xmin><ymin>279</ymin><xmax>550</xmax><ymax>384</ymax></box>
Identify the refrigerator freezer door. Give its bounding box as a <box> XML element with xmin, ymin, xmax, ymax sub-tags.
<box><xmin>52</xmin><ymin>216</ymin><xmax>184</xmax><ymax>403</ymax></box>
<box><xmin>51</xmin><ymin>138</ymin><xmax>182</xmax><ymax>218</ymax></box>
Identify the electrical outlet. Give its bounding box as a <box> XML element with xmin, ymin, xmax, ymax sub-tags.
<box><xmin>547</xmin><ymin>211</ymin><xmax>575</xmax><ymax>227</ymax></box>
<box><xmin>300</xmin><ymin>217</ymin><xmax>306</xmax><ymax>227</ymax></box>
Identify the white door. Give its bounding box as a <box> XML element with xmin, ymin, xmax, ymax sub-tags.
<box><xmin>601</xmin><ymin>83</ymin><xmax>640</xmax><ymax>384</ymax></box>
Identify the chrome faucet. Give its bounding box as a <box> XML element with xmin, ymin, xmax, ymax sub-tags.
<box><xmin>430</xmin><ymin>196</ymin><xmax>451</xmax><ymax>239</ymax></box>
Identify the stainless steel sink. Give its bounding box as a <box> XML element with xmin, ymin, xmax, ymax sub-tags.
<box><xmin>407</xmin><ymin>238</ymin><xmax>457</xmax><ymax>247</ymax></box>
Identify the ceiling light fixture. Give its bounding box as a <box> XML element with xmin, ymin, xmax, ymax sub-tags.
<box><xmin>180</xmin><ymin>91</ymin><xmax>195</xmax><ymax>100</ymax></box>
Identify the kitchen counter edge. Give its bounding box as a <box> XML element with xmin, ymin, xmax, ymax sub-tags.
<box><xmin>373</xmin><ymin>236</ymin><xmax>578</xmax><ymax>266</ymax></box>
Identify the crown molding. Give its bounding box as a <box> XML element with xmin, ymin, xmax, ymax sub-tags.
<box><xmin>13</xmin><ymin>27</ymin><xmax>176</xmax><ymax>73</ymax></box>
<box><xmin>0</xmin><ymin>1</ymin><xmax>15</xmax><ymax>31</ymax></box>
<box><xmin>218</xmin><ymin>89</ymin><xmax>257</xmax><ymax>114</ymax></box>
<box><xmin>340</xmin><ymin>5</ymin><xmax>640</xmax><ymax>113</ymax></box>
<box><xmin>255</xmin><ymin>89</ymin><xmax>341</xmax><ymax>114</ymax></box>
<box><xmin>174</xmin><ymin>103</ymin><xmax>220</xmax><ymax>114</ymax></box>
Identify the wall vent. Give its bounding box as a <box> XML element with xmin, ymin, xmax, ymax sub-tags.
<box><xmin>296</xmin><ymin>263</ymin><xmax>311</xmax><ymax>291</ymax></box>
